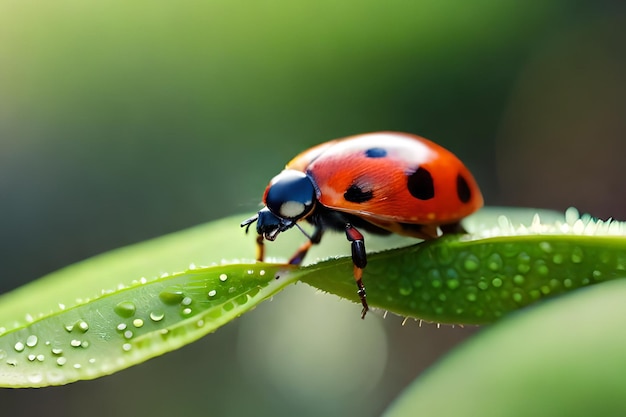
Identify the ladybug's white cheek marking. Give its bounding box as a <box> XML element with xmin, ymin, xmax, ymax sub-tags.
<box><xmin>280</xmin><ymin>201</ymin><xmax>306</xmax><ymax>218</ymax></box>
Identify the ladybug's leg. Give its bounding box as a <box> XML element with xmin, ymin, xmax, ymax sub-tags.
<box><xmin>288</xmin><ymin>226</ymin><xmax>323</xmax><ymax>266</ymax></box>
<box><xmin>345</xmin><ymin>224</ymin><xmax>369</xmax><ymax>319</ymax></box>
<box><xmin>255</xmin><ymin>235</ymin><xmax>265</xmax><ymax>262</ymax></box>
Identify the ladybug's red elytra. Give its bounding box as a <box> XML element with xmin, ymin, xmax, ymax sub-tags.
<box><xmin>241</xmin><ymin>132</ymin><xmax>483</xmax><ymax>318</ymax></box>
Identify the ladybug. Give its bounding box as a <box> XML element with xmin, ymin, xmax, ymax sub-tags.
<box><xmin>241</xmin><ymin>132</ymin><xmax>483</xmax><ymax>318</ymax></box>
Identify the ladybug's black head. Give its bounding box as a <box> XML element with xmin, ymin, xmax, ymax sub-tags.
<box><xmin>241</xmin><ymin>170</ymin><xmax>317</xmax><ymax>241</ymax></box>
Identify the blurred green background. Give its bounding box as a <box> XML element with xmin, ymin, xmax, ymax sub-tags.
<box><xmin>1</xmin><ymin>1</ymin><xmax>624</xmax><ymax>416</ymax></box>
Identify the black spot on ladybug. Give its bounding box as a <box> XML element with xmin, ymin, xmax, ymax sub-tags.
<box><xmin>344</xmin><ymin>184</ymin><xmax>374</xmax><ymax>203</ymax></box>
<box><xmin>364</xmin><ymin>147</ymin><xmax>387</xmax><ymax>158</ymax></box>
<box><xmin>407</xmin><ymin>167</ymin><xmax>435</xmax><ymax>200</ymax></box>
<box><xmin>456</xmin><ymin>174</ymin><xmax>472</xmax><ymax>203</ymax></box>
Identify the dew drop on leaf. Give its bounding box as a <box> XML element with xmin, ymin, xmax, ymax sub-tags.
<box><xmin>114</xmin><ymin>301</ymin><xmax>137</xmax><ymax>318</ymax></box>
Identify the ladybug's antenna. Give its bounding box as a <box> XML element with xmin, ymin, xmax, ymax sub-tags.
<box><xmin>240</xmin><ymin>215</ymin><xmax>258</xmax><ymax>234</ymax></box>
<box><xmin>294</xmin><ymin>223</ymin><xmax>312</xmax><ymax>240</ymax></box>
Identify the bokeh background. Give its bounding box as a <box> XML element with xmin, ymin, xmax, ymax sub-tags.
<box><xmin>1</xmin><ymin>1</ymin><xmax>624</xmax><ymax>416</ymax></box>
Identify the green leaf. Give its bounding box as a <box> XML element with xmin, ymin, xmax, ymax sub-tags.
<box><xmin>0</xmin><ymin>214</ymin><xmax>301</xmax><ymax>387</ymax></box>
<box><xmin>383</xmin><ymin>279</ymin><xmax>626</xmax><ymax>417</ymax></box>
<box><xmin>0</xmin><ymin>263</ymin><xmax>294</xmax><ymax>387</ymax></box>
<box><xmin>300</xmin><ymin>234</ymin><xmax>626</xmax><ymax>324</ymax></box>
<box><xmin>0</xmin><ymin>207</ymin><xmax>625</xmax><ymax>387</ymax></box>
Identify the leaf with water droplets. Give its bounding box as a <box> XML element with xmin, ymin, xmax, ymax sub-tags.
<box><xmin>1</xmin><ymin>207</ymin><xmax>625</xmax><ymax>387</ymax></box>
<box><xmin>0</xmin><ymin>264</ymin><xmax>294</xmax><ymax>387</ymax></box>
<box><xmin>298</xmin><ymin>208</ymin><xmax>626</xmax><ymax>323</ymax></box>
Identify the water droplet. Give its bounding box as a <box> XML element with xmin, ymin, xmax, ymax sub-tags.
<box><xmin>592</xmin><ymin>270</ymin><xmax>602</xmax><ymax>280</ymax></box>
<box><xmin>487</xmin><ymin>254</ymin><xmax>503</xmax><ymax>272</ymax></box>
<box><xmin>64</xmin><ymin>324</ymin><xmax>74</xmax><ymax>332</ymax></box>
<box><xmin>539</xmin><ymin>241</ymin><xmax>552</xmax><ymax>253</ymax></box>
<box><xmin>465</xmin><ymin>292</ymin><xmax>477</xmax><ymax>302</ymax></box>
<box><xmin>36</xmin><ymin>354</ymin><xmax>45</xmax><ymax>362</ymax></box>
<box><xmin>114</xmin><ymin>301</ymin><xmax>137</xmax><ymax>318</ymax></box>
<box><xmin>491</xmin><ymin>277</ymin><xmax>503</xmax><ymax>288</ymax></box>
<box><xmin>26</xmin><ymin>335</ymin><xmax>38</xmax><ymax>347</ymax></box>
<box><xmin>552</xmin><ymin>254</ymin><xmax>564</xmax><ymax>265</ymax></box>
<box><xmin>117</xmin><ymin>323</ymin><xmax>127</xmax><ymax>331</ymax></box>
<box><xmin>563</xmin><ymin>278</ymin><xmax>573</xmax><ymax>288</ymax></box>
<box><xmin>14</xmin><ymin>342</ymin><xmax>25</xmax><ymax>352</ymax></box>
<box><xmin>434</xmin><ymin>245</ymin><xmax>454</xmax><ymax>265</ymax></box>
<box><xmin>28</xmin><ymin>354</ymin><xmax>36</xmax><ymax>362</ymax></box>
<box><xmin>571</xmin><ymin>247</ymin><xmax>584</xmax><ymax>264</ymax></box>
<box><xmin>196</xmin><ymin>319</ymin><xmax>205</xmax><ymax>328</ymax></box>
<box><xmin>512</xmin><ymin>292</ymin><xmax>523</xmax><ymax>303</ymax></box>
<box><xmin>477</xmin><ymin>281</ymin><xmax>489</xmax><ymax>290</ymax></box>
<box><xmin>181</xmin><ymin>297</ymin><xmax>192</xmax><ymax>306</ymax></box>
<box><xmin>124</xmin><ymin>330</ymin><xmax>133</xmax><ymax>339</ymax></box>
<box><xmin>0</xmin><ymin>350</ymin><xmax>6</xmax><ymax>360</ymax></box>
<box><xmin>259</xmin><ymin>269</ymin><xmax>266</xmax><ymax>276</ymax></box>
<box><xmin>70</xmin><ymin>339</ymin><xmax>82</xmax><ymax>347</ymax></box>
<box><xmin>89</xmin><ymin>358</ymin><xmax>96</xmax><ymax>364</ymax></box>
<box><xmin>73</xmin><ymin>363</ymin><xmax>81</xmax><ymax>369</ymax></box>
<box><xmin>446</xmin><ymin>278</ymin><xmax>460</xmax><ymax>290</ymax></box>
<box><xmin>517</xmin><ymin>252</ymin><xmax>531</xmax><ymax>273</ymax></box>
<box><xmin>132</xmin><ymin>319</ymin><xmax>144</xmax><ymax>328</ymax></box>
<box><xmin>159</xmin><ymin>286</ymin><xmax>185</xmax><ymax>305</ymax></box>
<box><xmin>149</xmin><ymin>311</ymin><xmax>165</xmax><ymax>322</ymax></box>
<box><xmin>76</xmin><ymin>320</ymin><xmax>89</xmax><ymax>333</ymax></box>
<box><xmin>445</xmin><ymin>268</ymin><xmax>459</xmax><ymax>281</ymax></box>
<box><xmin>81</xmin><ymin>341</ymin><xmax>90</xmax><ymax>348</ymax></box>
<box><xmin>462</xmin><ymin>254</ymin><xmax>480</xmax><ymax>272</ymax></box>
<box><xmin>122</xmin><ymin>343</ymin><xmax>132</xmax><ymax>352</ymax></box>
<box><xmin>534</xmin><ymin>260</ymin><xmax>549</xmax><ymax>276</ymax></box>
<box><xmin>182</xmin><ymin>307</ymin><xmax>192</xmax><ymax>315</ymax></box>
<box><xmin>223</xmin><ymin>302</ymin><xmax>234</xmax><ymax>312</ymax></box>
<box><xmin>51</xmin><ymin>348</ymin><xmax>63</xmax><ymax>355</ymax></box>
<box><xmin>219</xmin><ymin>273</ymin><xmax>228</xmax><ymax>282</ymax></box>
<box><xmin>513</xmin><ymin>275</ymin><xmax>525</xmax><ymax>286</ymax></box>
<box><xmin>27</xmin><ymin>373</ymin><xmax>43</xmax><ymax>384</ymax></box>
<box><xmin>56</xmin><ymin>357</ymin><xmax>67</xmax><ymax>366</ymax></box>
<box><xmin>236</xmin><ymin>294</ymin><xmax>250</xmax><ymax>305</ymax></box>
<box><xmin>208</xmin><ymin>290</ymin><xmax>217</xmax><ymax>298</ymax></box>
<box><xmin>398</xmin><ymin>278</ymin><xmax>413</xmax><ymax>296</ymax></box>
